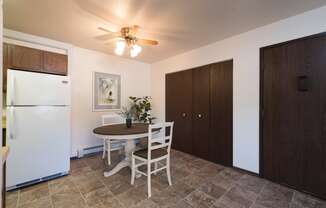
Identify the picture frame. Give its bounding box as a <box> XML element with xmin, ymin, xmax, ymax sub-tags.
<box><xmin>93</xmin><ymin>72</ymin><xmax>121</xmax><ymax>111</ymax></box>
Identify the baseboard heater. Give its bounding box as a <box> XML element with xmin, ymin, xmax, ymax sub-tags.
<box><xmin>77</xmin><ymin>139</ymin><xmax>142</xmax><ymax>158</ymax></box>
<box><xmin>77</xmin><ymin>142</ymin><xmax>126</xmax><ymax>158</ymax></box>
<box><xmin>6</xmin><ymin>172</ymin><xmax>68</xmax><ymax>191</ymax></box>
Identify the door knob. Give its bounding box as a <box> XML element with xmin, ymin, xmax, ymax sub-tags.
<box><xmin>181</xmin><ymin>113</ymin><xmax>187</xmax><ymax>117</ymax></box>
<box><xmin>198</xmin><ymin>114</ymin><xmax>202</xmax><ymax>118</ymax></box>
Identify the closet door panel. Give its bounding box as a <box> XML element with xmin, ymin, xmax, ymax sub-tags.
<box><xmin>192</xmin><ymin>66</ymin><xmax>210</xmax><ymax>160</ymax></box>
<box><xmin>209</xmin><ymin>60</ymin><xmax>233</xmax><ymax>166</ymax></box>
<box><xmin>262</xmin><ymin>33</ymin><xmax>326</xmax><ymax>198</ymax></box>
<box><xmin>300</xmin><ymin>36</ymin><xmax>326</xmax><ymax>197</ymax></box>
<box><xmin>166</xmin><ymin>70</ymin><xmax>193</xmax><ymax>154</ymax></box>
<box><xmin>262</xmin><ymin>41</ymin><xmax>305</xmax><ymax>188</ymax></box>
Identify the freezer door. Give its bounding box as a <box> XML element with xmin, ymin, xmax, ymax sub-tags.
<box><xmin>7</xmin><ymin>69</ymin><xmax>70</xmax><ymax>106</ymax></box>
<box><xmin>6</xmin><ymin>106</ymin><xmax>70</xmax><ymax>188</ymax></box>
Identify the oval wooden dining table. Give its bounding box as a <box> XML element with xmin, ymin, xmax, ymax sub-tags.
<box><xmin>93</xmin><ymin>123</ymin><xmax>159</xmax><ymax>177</ymax></box>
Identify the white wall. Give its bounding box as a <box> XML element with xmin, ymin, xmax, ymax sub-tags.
<box><xmin>70</xmin><ymin>47</ymin><xmax>150</xmax><ymax>157</ymax></box>
<box><xmin>3</xmin><ymin>29</ymin><xmax>151</xmax><ymax>158</ymax></box>
<box><xmin>0</xmin><ymin>0</ymin><xmax>3</xmax><ymax>206</ymax></box>
<box><xmin>150</xmin><ymin>6</ymin><xmax>326</xmax><ymax>173</ymax></box>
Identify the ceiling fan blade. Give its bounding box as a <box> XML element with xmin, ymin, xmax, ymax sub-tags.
<box><xmin>98</xmin><ymin>26</ymin><xmax>118</xmax><ymax>33</ymax></box>
<box><xmin>104</xmin><ymin>37</ymin><xmax>125</xmax><ymax>44</ymax></box>
<box><xmin>95</xmin><ymin>33</ymin><xmax>119</xmax><ymax>41</ymax></box>
<box><xmin>137</xmin><ymin>38</ymin><xmax>159</xmax><ymax>45</ymax></box>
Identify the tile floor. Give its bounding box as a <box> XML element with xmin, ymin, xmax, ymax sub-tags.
<box><xmin>5</xmin><ymin>149</ymin><xmax>326</xmax><ymax>208</ymax></box>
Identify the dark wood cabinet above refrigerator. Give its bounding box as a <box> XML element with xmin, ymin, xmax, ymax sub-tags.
<box><xmin>3</xmin><ymin>43</ymin><xmax>68</xmax><ymax>92</ymax></box>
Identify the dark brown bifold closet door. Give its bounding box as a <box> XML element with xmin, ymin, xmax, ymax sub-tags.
<box><xmin>209</xmin><ymin>60</ymin><xmax>233</xmax><ymax>166</ymax></box>
<box><xmin>192</xmin><ymin>66</ymin><xmax>211</xmax><ymax>160</ymax></box>
<box><xmin>261</xmin><ymin>33</ymin><xmax>326</xmax><ymax>198</ymax></box>
<box><xmin>166</xmin><ymin>70</ymin><xmax>193</xmax><ymax>154</ymax></box>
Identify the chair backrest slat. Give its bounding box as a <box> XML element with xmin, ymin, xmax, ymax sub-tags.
<box><xmin>147</xmin><ymin>122</ymin><xmax>174</xmax><ymax>160</ymax></box>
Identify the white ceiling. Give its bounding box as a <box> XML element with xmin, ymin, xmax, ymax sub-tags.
<box><xmin>4</xmin><ymin>0</ymin><xmax>326</xmax><ymax>63</ymax></box>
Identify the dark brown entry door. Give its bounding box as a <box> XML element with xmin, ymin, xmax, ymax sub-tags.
<box><xmin>192</xmin><ymin>66</ymin><xmax>210</xmax><ymax>160</ymax></box>
<box><xmin>166</xmin><ymin>70</ymin><xmax>193</xmax><ymax>154</ymax></box>
<box><xmin>209</xmin><ymin>60</ymin><xmax>233</xmax><ymax>166</ymax></box>
<box><xmin>261</xmin><ymin>34</ymin><xmax>326</xmax><ymax>198</ymax></box>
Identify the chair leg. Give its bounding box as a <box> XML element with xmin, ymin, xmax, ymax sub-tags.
<box><xmin>154</xmin><ymin>162</ymin><xmax>158</xmax><ymax>175</ymax></box>
<box><xmin>166</xmin><ymin>157</ymin><xmax>172</xmax><ymax>186</ymax></box>
<box><xmin>107</xmin><ymin>140</ymin><xmax>111</xmax><ymax>165</ymax></box>
<box><xmin>102</xmin><ymin>139</ymin><xmax>106</xmax><ymax>159</ymax></box>
<box><xmin>131</xmin><ymin>156</ymin><xmax>136</xmax><ymax>185</ymax></box>
<box><xmin>147</xmin><ymin>161</ymin><xmax>152</xmax><ymax>198</ymax></box>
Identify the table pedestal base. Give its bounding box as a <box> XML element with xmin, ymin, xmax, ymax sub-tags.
<box><xmin>104</xmin><ymin>159</ymin><xmax>130</xmax><ymax>177</ymax></box>
<box><xmin>103</xmin><ymin>138</ymin><xmax>137</xmax><ymax>177</ymax></box>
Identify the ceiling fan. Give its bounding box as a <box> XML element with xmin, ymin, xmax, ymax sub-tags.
<box><xmin>97</xmin><ymin>25</ymin><xmax>159</xmax><ymax>57</ymax></box>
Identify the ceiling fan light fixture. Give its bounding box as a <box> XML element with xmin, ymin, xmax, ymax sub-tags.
<box><xmin>115</xmin><ymin>40</ymin><xmax>126</xmax><ymax>55</ymax></box>
<box><xmin>115</xmin><ymin>47</ymin><xmax>124</xmax><ymax>56</ymax></box>
<box><xmin>130</xmin><ymin>44</ymin><xmax>142</xmax><ymax>57</ymax></box>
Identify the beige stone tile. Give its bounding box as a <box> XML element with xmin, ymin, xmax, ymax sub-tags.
<box><xmin>70</xmin><ymin>159</ymin><xmax>88</xmax><ymax>170</ymax></box>
<box><xmin>116</xmin><ymin>184</ymin><xmax>148</xmax><ymax>207</ymax></box>
<box><xmin>216</xmin><ymin>186</ymin><xmax>254</xmax><ymax>208</ymax></box>
<box><xmin>182</xmin><ymin>174</ymin><xmax>209</xmax><ymax>188</ymax></box>
<box><xmin>131</xmin><ymin>199</ymin><xmax>161</xmax><ymax>208</ymax></box>
<box><xmin>168</xmin><ymin>181</ymin><xmax>195</xmax><ymax>198</ymax></box>
<box><xmin>102</xmin><ymin>174</ymin><xmax>134</xmax><ymax>195</ymax></box>
<box><xmin>48</xmin><ymin>176</ymin><xmax>78</xmax><ymax>195</ymax></box>
<box><xmin>198</xmin><ymin>182</ymin><xmax>226</xmax><ymax>199</ymax></box>
<box><xmin>184</xmin><ymin>189</ymin><xmax>217</xmax><ymax>208</ymax></box>
<box><xmin>53</xmin><ymin>200</ymin><xmax>87</xmax><ymax>208</ymax></box>
<box><xmin>70</xmin><ymin>166</ymin><xmax>94</xmax><ymax>176</ymax></box>
<box><xmin>77</xmin><ymin>178</ymin><xmax>105</xmax><ymax>196</ymax></box>
<box><xmin>87</xmin><ymin>197</ymin><xmax>124</xmax><ymax>208</ymax></box>
<box><xmin>84</xmin><ymin>187</ymin><xmax>114</xmax><ymax>206</ymax></box>
<box><xmin>236</xmin><ymin>174</ymin><xmax>267</xmax><ymax>195</ymax></box>
<box><xmin>167</xmin><ymin>199</ymin><xmax>194</xmax><ymax>208</ymax></box>
<box><xmin>254</xmin><ymin>182</ymin><xmax>294</xmax><ymax>208</ymax></box>
<box><xmin>150</xmin><ymin>187</ymin><xmax>182</xmax><ymax>207</ymax></box>
<box><xmin>83</xmin><ymin>155</ymin><xmax>107</xmax><ymax>171</ymax></box>
<box><xmin>219</xmin><ymin>168</ymin><xmax>244</xmax><ymax>181</ymax></box>
<box><xmin>210</xmin><ymin>174</ymin><xmax>237</xmax><ymax>190</ymax></box>
<box><xmin>6</xmin><ymin>190</ymin><xmax>19</xmax><ymax>208</ymax></box>
<box><xmin>19</xmin><ymin>183</ymin><xmax>50</xmax><ymax>204</ymax></box>
<box><xmin>18</xmin><ymin>196</ymin><xmax>52</xmax><ymax>208</ymax></box>
<box><xmin>195</xmin><ymin>163</ymin><xmax>224</xmax><ymax>178</ymax></box>
<box><xmin>290</xmin><ymin>191</ymin><xmax>326</xmax><ymax>208</ymax></box>
<box><xmin>51</xmin><ymin>188</ymin><xmax>85</xmax><ymax>208</ymax></box>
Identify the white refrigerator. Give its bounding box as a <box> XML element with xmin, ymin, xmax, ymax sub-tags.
<box><xmin>6</xmin><ymin>69</ymin><xmax>71</xmax><ymax>189</ymax></box>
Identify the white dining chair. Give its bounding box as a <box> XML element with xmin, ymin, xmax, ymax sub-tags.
<box><xmin>130</xmin><ymin>122</ymin><xmax>174</xmax><ymax>198</ymax></box>
<box><xmin>101</xmin><ymin>114</ymin><xmax>125</xmax><ymax>165</ymax></box>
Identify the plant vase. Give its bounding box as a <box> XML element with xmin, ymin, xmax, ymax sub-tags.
<box><xmin>126</xmin><ymin>118</ymin><xmax>132</xmax><ymax>128</ymax></box>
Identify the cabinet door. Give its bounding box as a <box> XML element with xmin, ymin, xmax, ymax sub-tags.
<box><xmin>209</xmin><ymin>61</ymin><xmax>233</xmax><ymax>166</ymax></box>
<box><xmin>192</xmin><ymin>66</ymin><xmax>210</xmax><ymax>160</ymax></box>
<box><xmin>3</xmin><ymin>43</ymin><xmax>9</xmax><ymax>92</ymax></box>
<box><xmin>44</xmin><ymin>51</ymin><xmax>68</xmax><ymax>75</ymax></box>
<box><xmin>166</xmin><ymin>70</ymin><xmax>193</xmax><ymax>154</ymax></box>
<box><xmin>8</xmin><ymin>45</ymin><xmax>43</xmax><ymax>72</ymax></box>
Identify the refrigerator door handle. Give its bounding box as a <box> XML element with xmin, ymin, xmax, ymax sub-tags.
<box><xmin>8</xmin><ymin>73</ymin><xmax>16</xmax><ymax>105</ymax></box>
<box><xmin>9</xmin><ymin>107</ymin><xmax>15</xmax><ymax>139</ymax></box>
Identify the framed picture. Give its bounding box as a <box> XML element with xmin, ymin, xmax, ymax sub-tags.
<box><xmin>93</xmin><ymin>72</ymin><xmax>121</xmax><ymax>111</ymax></box>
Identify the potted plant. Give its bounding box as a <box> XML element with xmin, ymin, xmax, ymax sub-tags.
<box><xmin>129</xmin><ymin>96</ymin><xmax>155</xmax><ymax>123</ymax></box>
<box><xmin>118</xmin><ymin>106</ymin><xmax>134</xmax><ymax>128</ymax></box>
